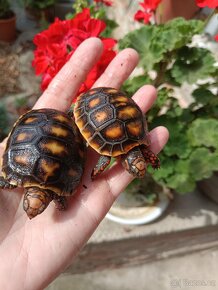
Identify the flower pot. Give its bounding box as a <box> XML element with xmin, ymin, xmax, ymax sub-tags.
<box><xmin>106</xmin><ymin>177</ymin><xmax>171</xmax><ymax>225</ymax></box>
<box><xmin>0</xmin><ymin>13</ymin><xmax>16</xmax><ymax>43</ymax></box>
<box><xmin>197</xmin><ymin>172</ymin><xmax>218</xmax><ymax>204</ymax></box>
<box><xmin>156</xmin><ymin>0</ymin><xmax>199</xmax><ymax>23</ymax></box>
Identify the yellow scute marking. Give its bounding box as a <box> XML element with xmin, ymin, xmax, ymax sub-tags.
<box><xmin>127</xmin><ymin>122</ymin><xmax>142</xmax><ymax>136</ymax></box>
<box><xmin>89</xmin><ymin>98</ymin><xmax>100</xmax><ymax>108</ymax></box>
<box><xmin>41</xmin><ymin>160</ymin><xmax>60</xmax><ymax>181</ymax></box>
<box><xmin>118</xmin><ymin>107</ymin><xmax>137</xmax><ymax>120</ymax></box>
<box><xmin>107</xmin><ymin>88</ymin><xmax>118</xmax><ymax>94</ymax></box>
<box><xmin>115</xmin><ymin>95</ymin><xmax>127</xmax><ymax>102</ymax></box>
<box><xmin>42</xmin><ymin>141</ymin><xmax>67</xmax><ymax>155</ymax></box>
<box><xmin>14</xmin><ymin>154</ymin><xmax>30</xmax><ymax>165</ymax></box>
<box><xmin>89</xmin><ymin>89</ymin><xmax>99</xmax><ymax>95</ymax></box>
<box><xmin>54</xmin><ymin>115</ymin><xmax>70</xmax><ymax>124</ymax></box>
<box><xmin>16</xmin><ymin>132</ymin><xmax>32</xmax><ymax>142</ymax></box>
<box><xmin>51</xmin><ymin>126</ymin><xmax>68</xmax><ymax>137</ymax></box>
<box><xmin>24</xmin><ymin>117</ymin><xmax>37</xmax><ymax>124</ymax></box>
<box><xmin>105</xmin><ymin>126</ymin><xmax>123</xmax><ymax>140</ymax></box>
<box><xmin>94</xmin><ymin>111</ymin><xmax>108</xmax><ymax>123</ymax></box>
<box><xmin>82</xmin><ymin>126</ymin><xmax>92</xmax><ymax>139</ymax></box>
<box><xmin>76</xmin><ymin>118</ymin><xmax>85</xmax><ymax>128</ymax></box>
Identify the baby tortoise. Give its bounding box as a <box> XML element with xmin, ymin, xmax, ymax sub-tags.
<box><xmin>74</xmin><ymin>87</ymin><xmax>160</xmax><ymax>179</ymax></box>
<box><xmin>0</xmin><ymin>109</ymin><xmax>86</xmax><ymax>219</ymax></box>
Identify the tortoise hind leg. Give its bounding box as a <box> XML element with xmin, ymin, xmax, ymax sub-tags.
<box><xmin>0</xmin><ymin>176</ymin><xmax>17</xmax><ymax>189</ymax></box>
<box><xmin>91</xmin><ymin>155</ymin><xmax>111</xmax><ymax>180</ymax></box>
<box><xmin>53</xmin><ymin>195</ymin><xmax>67</xmax><ymax>211</ymax></box>
<box><xmin>23</xmin><ymin>187</ymin><xmax>53</xmax><ymax>219</ymax></box>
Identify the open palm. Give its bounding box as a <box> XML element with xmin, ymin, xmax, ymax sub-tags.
<box><xmin>0</xmin><ymin>38</ymin><xmax>169</xmax><ymax>290</ymax></box>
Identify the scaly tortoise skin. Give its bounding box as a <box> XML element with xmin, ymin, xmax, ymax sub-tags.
<box><xmin>74</xmin><ymin>87</ymin><xmax>160</xmax><ymax>179</ymax></box>
<box><xmin>0</xmin><ymin>108</ymin><xmax>86</xmax><ymax>219</ymax></box>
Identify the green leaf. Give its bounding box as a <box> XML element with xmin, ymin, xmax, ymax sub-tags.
<box><xmin>187</xmin><ymin>118</ymin><xmax>218</xmax><ymax>149</ymax></box>
<box><xmin>119</xmin><ymin>25</ymin><xmax>158</xmax><ymax>71</ymax></box>
<box><xmin>149</xmin><ymin>156</ymin><xmax>175</xmax><ymax>180</ymax></box>
<box><xmin>192</xmin><ymin>87</ymin><xmax>215</xmax><ymax>105</ymax></box>
<box><xmin>166</xmin><ymin>173</ymin><xmax>196</xmax><ymax>194</ymax></box>
<box><xmin>119</xmin><ymin>18</ymin><xmax>203</xmax><ymax>73</ymax></box>
<box><xmin>170</xmin><ymin>48</ymin><xmax>216</xmax><ymax>84</ymax></box>
<box><xmin>164</xmin><ymin>132</ymin><xmax>192</xmax><ymax>158</ymax></box>
<box><xmin>150</xmin><ymin>18</ymin><xmax>203</xmax><ymax>59</ymax></box>
<box><xmin>122</xmin><ymin>75</ymin><xmax>152</xmax><ymax>96</ymax></box>
<box><xmin>189</xmin><ymin>148</ymin><xmax>218</xmax><ymax>180</ymax></box>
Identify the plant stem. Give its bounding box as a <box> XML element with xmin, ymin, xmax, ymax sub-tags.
<box><xmin>153</xmin><ymin>60</ymin><xmax>168</xmax><ymax>87</ymax></box>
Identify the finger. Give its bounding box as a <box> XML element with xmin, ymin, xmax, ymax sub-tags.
<box><xmin>132</xmin><ymin>84</ymin><xmax>157</xmax><ymax>112</ymax></box>
<box><xmin>33</xmin><ymin>38</ymin><xmax>103</xmax><ymax>111</ymax></box>
<box><xmin>93</xmin><ymin>48</ymin><xmax>139</xmax><ymax>89</ymax></box>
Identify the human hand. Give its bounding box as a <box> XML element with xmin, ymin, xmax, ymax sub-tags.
<box><xmin>0</xmin><ymin>38</ymin><xmax>169</xmax><ymax>290</ymax></box>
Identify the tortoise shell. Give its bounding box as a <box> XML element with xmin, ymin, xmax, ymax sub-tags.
<box><xmin>1</xmin><ymin>109</ymin><xmax>85</xmax><ymax>196</ymax></box>
<box><xmin>74</xmin><ymin>87</ymin><xmax>149</xmax><ymax>157</ymax></box>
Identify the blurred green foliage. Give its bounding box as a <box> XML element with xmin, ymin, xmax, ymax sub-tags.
<box><xmin>120</xmin><ymin>17</ymin><xmax>218</xmax><ymax>194</ymax></box>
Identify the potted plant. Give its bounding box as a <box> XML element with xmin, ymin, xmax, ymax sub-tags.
<box><xmin>22</xmin><ymin>0</ymin><xmax>57</xmax><ymax>23</ymax></box>
<box><xmin>0</xmin><ymin>0</ymin><xmax>16</xmax><ymax>42</ymax></box>
<box><xmin>106</xmin><ymin>174</ymin><xmax>171</xmax><ymax>225</ymax></box>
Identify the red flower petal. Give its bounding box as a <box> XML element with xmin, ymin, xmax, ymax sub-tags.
<box><xmin>94</xmin><ymin>0</ymin><xmax>113</xmax><ymax>6</ymax></box>
<box><xmin>134</xmin><ymin>10</ymin><xmax>153</xmax><ymax>23</ymax></box>
<box><xmin>32</xmin><ymin>8</ymin><xmax>117</xmax><ymax>98</ymax></box>
<box><xmin>196</xmin><ymin>0</ymin><xmax>218</xmax><ymax>8</ymax></box>
<box><xmin>140</xmin><ymin>0</ymin><xmax>162</xmax><ymax>11</ymax></box>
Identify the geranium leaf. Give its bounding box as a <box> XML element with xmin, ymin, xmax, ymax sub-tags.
<box><xmin>170</xmin><ymin>48</ymin><xmax>216</xmax><ymax>84</ymax></box>
<box><xmin>122</xmin><ymin>75</ymin><xmax>151</xmax><ymax>96</ymax></box>
<box><xmin>119</xmin><ymin>25</ymin><xmax>159</xmax><ymax>71</ymax></box>
<box><xmin>164</xmin><ymin>133</ymin><xmax>192</xmax><ymax>158</ymax></box>
<box><xmin>149</xmin><ymin>156</ymin><xmax>174</xmax><ymax>180</ymax></box>
<box><xmin>187</xmin><ymin>118</ymin><xmax>218</xmax><ymax>148</ymax></box>
<box><xmin>166</xmin><ymin>173</ymin><xmax>196</xmax><ymax>194</ymax></box>
<box><xmin>119</xmin><ymin>18</ymin><xmax>203</xmax><ymax>72</ymax></box>
<box><xmin>192</xmin><ymin>87</ymin><xmax>215</xmax><ymax>105</ymax></box>
<box><xmin>189</xmin><ymin>148</ymin><xmax>218</xmax><ymax>180</ymax></box>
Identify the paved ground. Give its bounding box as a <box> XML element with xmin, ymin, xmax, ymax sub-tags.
<box><xmin>47</xmin><ymin>248</ymin><xmax>218</xmax><ymax>290</ymax></box>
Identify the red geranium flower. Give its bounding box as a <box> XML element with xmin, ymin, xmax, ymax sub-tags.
<box><xmin>195</xmin><ymin>0</ymin><xmax>218</xmax><ymax>8</ymax></box>
<box><xmin>215</xmin><ymin>34</ymin><xmax>218</xmax><ymax>41</ymax></box>
<box><xmin>134</xmin><ymin>10</ymin><xmax>153</xmax><ymax>24</ymax></box>
<box><xmin>134</xmin><ymin>0</ymin><xmax>162</xmax><ymax>24</ymax></box>
<box><xmin>94</xmin><ymin>0</ymin><xmax>113</xmax><ymax>6</ymax></box>
<box><xmin>32</xmin><ymin>8</ymin><xmax>117</xmax><ymax>98</ymax></box>
<box><xmin>140</xmin><ymin>0</ymin><xmax>162</xmax><ymax>10</ymax></box>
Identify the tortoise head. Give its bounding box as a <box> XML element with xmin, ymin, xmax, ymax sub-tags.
<box><xmin>23</xmin><ymin>187</ymin><xmax>53</xmax><ymax>219</ymax></box>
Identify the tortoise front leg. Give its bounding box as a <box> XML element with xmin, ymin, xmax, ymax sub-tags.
<box><xmin>140</xmin><ymin>144</ymin><xmax>160</xmax><ymax>169</ymax></box>
<box><xmin>0</xmin><ymin>176</ymin><xmax>17</xmax><ymax>189</ymax></box>
<box><xmin>91</xmin><ymin>155</ymin><xmax>111</xmax><ymax>180</ymax></box>
<box><xmin>23</xmin><ymin>187</ymin><xmax>53</xmax><ymax>219</ymax></box>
